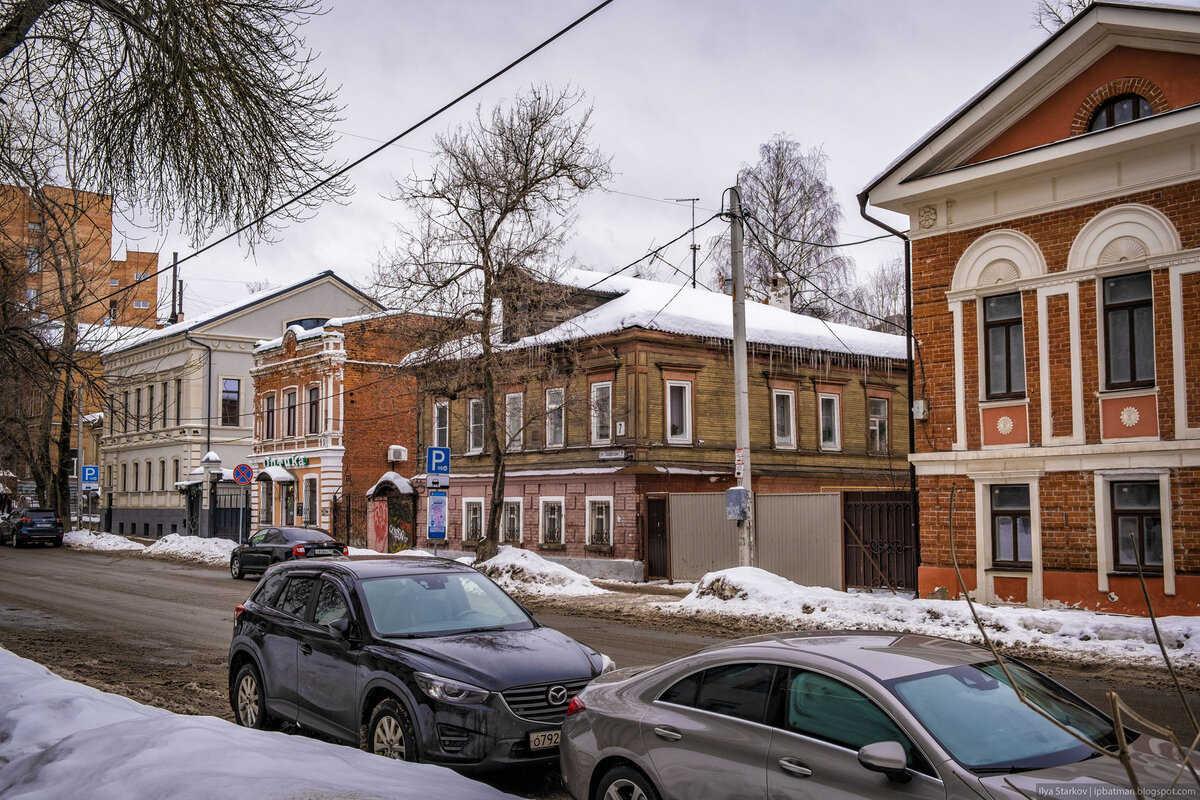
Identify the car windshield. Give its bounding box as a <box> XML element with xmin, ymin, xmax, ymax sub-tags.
<box><xmin>284</xmin><ymin>528</ymin><xmax>332</xmax><ymax>542</ymax></box>
<box><xmin>889</xmin><ymin>660</ymin><xmax>1119</xmax><ymax>773</ymax></box>
<box><xmin>359</xmin><ymin>572</ymin><xmax>532</xmax><ymax>637</ymax></box>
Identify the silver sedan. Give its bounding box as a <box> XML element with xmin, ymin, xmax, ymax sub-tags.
<box><xmin>560</xmin><ymin>630</ymin><xmax>1196</xmax><ymax>800</ymax></box>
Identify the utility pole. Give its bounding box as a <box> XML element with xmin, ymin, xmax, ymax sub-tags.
<box><xmin>169</xmin><ymin>252</ymin><xmax>179</xmax><ymax>324</ymax></box>
<box><xmin>669</xmin><ymin>197</ymin><xmax>700</xmax><ymax>287</ymax></box>
<box><xmin>729</xmin><ymin>187</ymin><xmax>754</xmax><ymax>566</ymax></box>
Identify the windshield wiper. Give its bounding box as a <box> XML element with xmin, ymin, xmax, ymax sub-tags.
<box><xmin>457</xmin><ymin>625</ymin><xmax>508</xmax><ymax>634</ymax></box>
<box><xmin>973</xmin><ymin>765</ymin><xmax>1036</xmax><ymax>775</ymax></box>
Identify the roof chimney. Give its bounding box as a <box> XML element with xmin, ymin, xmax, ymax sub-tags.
<box><xmin>768</xmin><ymin>273</ymin><xmax>791</xmax><ymax>310</ymax></box>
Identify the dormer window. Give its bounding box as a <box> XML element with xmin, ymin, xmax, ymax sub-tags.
<box><xmin>1087</xmin><ymin>94</ymin><xmax>1153</xmax><ymax>133</ymax></box>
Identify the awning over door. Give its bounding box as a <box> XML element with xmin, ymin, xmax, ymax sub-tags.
<box><xmin>256</xmin><ymin>466</ymin><xmax>297</xmax><ymax>483</ymax></box>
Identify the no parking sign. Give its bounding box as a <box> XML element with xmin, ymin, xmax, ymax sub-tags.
<box><xmin>233</xmin><ymin>464</ymin><xmax>253</xmax><ymax>485</ymax></box>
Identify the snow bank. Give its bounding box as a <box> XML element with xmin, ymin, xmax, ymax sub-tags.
<box><xmin>672</xmin><ymin>567</ymin><xmax>1200</xmax><ymax>668</ymax></box>
<box><xmin>63</xmin><ymin>530</ymin><xmax>145</xmax><ymax>552</ymax></box>
<box><xmin>0</xmin><ymin>647</ymin><xmax>518</xmax><ymax>799</ymax></box>
<box><xmin>347</xmin><ymin>547</ymin><xmax>437</xmax><ymax>557</ymax></box>
<box><xmin>475</xmin><ymin>546</ymin><xmax>605</xmax><ymax>597</ymax></box>
<box><xmin>141</xmin><ymin>534</ymin><xmax>236</xmax><ymax>566</ymax></box>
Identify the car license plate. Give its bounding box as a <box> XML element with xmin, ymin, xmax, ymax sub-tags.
<box><xmin>529</xmin><ymin>730</ymin><xmax>560</xmax><ymax>750</ymax></box>
<box><xmin>311</xmin><ymin>549</ymin><xmax>336</xmax><ymax>557</ymax></box>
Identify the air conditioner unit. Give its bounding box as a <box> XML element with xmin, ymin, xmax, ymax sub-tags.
<box><xmin>387</xmin><ymin>445</ymin><xmax>408</xmax><ymax>462</ymax></box>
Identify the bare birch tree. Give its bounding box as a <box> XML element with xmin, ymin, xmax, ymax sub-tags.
<box><xmin>370</xmin><ymin>85</ymin><xmax>611</xmax><ymax>561</ymax></box>
<box><xmin>1032</xmin><ymin>0</ymin><xmax>1092</xmax><ymax>34</ymax></box>
<box><xmin>706</xmin><ymin>135</ymin><xmax>853</xmax><ymax>318</ymax></box>
<box><xmin>843</xmin><ymin>255</ymin><xmax>907</xmax><ymax>332</ymax></box>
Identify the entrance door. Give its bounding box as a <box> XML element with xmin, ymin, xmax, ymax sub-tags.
<box><xmin>283</xmin><ymin>484</ymin><xmax>295</xmax><ymax>525</ymax></box>
<box><xmin>646</xmin><ymin>497</ymin><xmax>669</xmax><ymax>580</ymax></box>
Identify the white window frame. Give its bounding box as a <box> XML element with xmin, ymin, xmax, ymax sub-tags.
<box><xmin>591</xmin><ymin>381</ymin><xmax>612</xmax><ymax>446</ymax></box>
<box><xmin>133</xmin><ymin>299</ymin><xmax>150</xmax><ymax>310</ymax></box>
<box><xmin>586</xmin><ymin>496</ymin><xmax>613</xmax><ymax>547</ymax></box>
<box><xmin>772</xmin><ymin>389</ymin><xmax>796</xmax><ymax>449</ymax></box>
<box><xmin>462</xmin><ymin>498</ymin><xmax>484</xmax><ymax>542</ymax></box>
<box><xmin>868</xmin><ymin>396</ymin><xmax>890</xmax><ymax>454</ymax></box>
<box><xmin>819</xmin><ymin>392</ymin><xmax>841</xmax><ymax>451</ymax></box>
<box><xmin>433</xmin><ymin>400</ymin><xmax>449</xmax><ymax>448</ymax></box>
<box><xmin>665</xmin><ymin>380</ymin><xmax>692</xmax><ymax>444</ymax></box>
<box><xmin>545</xmin><ymin>388</ymin><xmax>565</xmax><ymax>449</ymax></box>
<box><xmin>467</xmin><ymin>398</ymin><xmax>484</xmax><ymax>454</ymax></box>
<box><xmin>505</xmin><ymin>392</ymin><xmax>523</xmax><ymax>451</ymax></box>
<box><xmin>501</xmin><ymin>497</ymin><xmax>523</xmax><ymax>544</ymax></box>
<box><xmin>539</xmin><ymin>496</ymin><xmax>565</xmax><ymax>545</ymax></box>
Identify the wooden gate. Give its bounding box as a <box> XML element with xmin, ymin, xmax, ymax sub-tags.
<box><xmin>842</xmin><ymin>490</ymin><xmax>918</xmax><ymax>591</ymax></box>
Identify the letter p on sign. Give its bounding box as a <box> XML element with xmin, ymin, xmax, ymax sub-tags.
<box><xmin>426</xmin><ymin>447</ymin><xmax>450</xmax><ymax>475</ymax></box>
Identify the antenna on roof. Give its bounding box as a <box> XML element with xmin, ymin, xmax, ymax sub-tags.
<box><xmin>668</xmin><ymin>197</ymin><xmax>700</xmax><ymax>288</ymax></box>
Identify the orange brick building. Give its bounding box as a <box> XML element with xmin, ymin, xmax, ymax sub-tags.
<box><xmin>250</xmin><ymin>312</ymin><xmax>434</xmax><ymax>542</ymax></box>
<box><xmin>863</xmin><ymin>2</ymin><xmax>1200</xmax><ymax>614</ymax></box>
<box><xmin>1</xmin><ymin>184</ymin><xmax>158</xmax><ymax>326</ymax></box>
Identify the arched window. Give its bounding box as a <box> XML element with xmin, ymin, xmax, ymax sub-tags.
<box><xmin>1087</xmin><ymin>94</ymin><xmax>1153</xmax><ymax>132</ymax></box>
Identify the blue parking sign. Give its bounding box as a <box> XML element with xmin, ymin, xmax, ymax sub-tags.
<box><xmin>426</xmin><ymin>447</ymin><xmax>451</xmax><ymax>475</ymax></box>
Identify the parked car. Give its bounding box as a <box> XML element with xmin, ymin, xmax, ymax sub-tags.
<box><xmin>561</xmin><ymin>630</ymin><xmax>1197</xmax><ymax>800</ymax></box>
<box><xmin>1</xmin><ymin>508</ymin><xmax>64</xmax><ymax>547</ymax></box>
<box><xmin>229</xmin><ymin>526</ymin><xmax>347</xmax><ymax>578</ymax></box>
<box><xmin>228</xmin><ymin>557</ymin><xmax>609</xmax><ymax>770</ymax></box>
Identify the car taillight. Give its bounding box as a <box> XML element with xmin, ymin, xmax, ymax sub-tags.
<box><xmin>292</xmin><ymin>544</ymin><xmax>306</xmax><ymax>557</ymax></box>
<box><xmin>20</xmin><ymin>518</ymin><xmax>30</xmax><ymax>524</ymax></box>
<box><xmin>234</xmin><ymin>604</ymin><xmax>245</xmax><ymax>621</ymax></box>
<box><xmin>341</xmin><ymin>544</ymin><xmax>349</xmax><ymax>556</ymax></box>
<box><xmin>54</xmin><ymin>518</ymin><xmax>62</xmax><ymax>524</ymax></box>
<box><xmin>566</xmin><ymin>696</ymin><xmax>586</xmax><ymax>716</ymax></box>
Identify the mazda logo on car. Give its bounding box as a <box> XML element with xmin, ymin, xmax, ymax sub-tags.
<box><xmin>547</xmin><ymin>685</ymin><xmax>569</xmax><ymax>705</ymax></box>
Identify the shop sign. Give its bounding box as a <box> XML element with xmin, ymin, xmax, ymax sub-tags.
<box><xmin>264</xmin><ymin>455</ymin><xmax>309</xmax><ymax>468</ymax></box>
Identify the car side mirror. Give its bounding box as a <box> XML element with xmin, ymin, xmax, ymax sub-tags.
<box><xmin>857</xmin><ymin>741</ymin><xmax>911</xmax><ymax>784</ymax></box>
<box><xmin>328</xmin><ymin>617</ymin><xmax>351</xmax><ymax>638</ymax></box>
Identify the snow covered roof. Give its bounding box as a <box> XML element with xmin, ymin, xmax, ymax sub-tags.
<box><xmin>514</xmin><ymin>268</ymin><xmax>907</xmax><ymax>360</ymax></box>
<box><xmin>256</xmin><ymin>466</ymin><xmax>296</xmax><ymax>483</ymax></box>
<box><xmin>366</xmin><ymin>471</ymin><xmax>414</xmax><ymax>498</ymax></box>
<box><xmin>105</xmin><ymin>270</ymin><xmax>379</xmax><ymax>356</ymax></box>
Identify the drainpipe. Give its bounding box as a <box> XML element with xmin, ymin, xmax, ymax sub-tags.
<box><xmin>183</xmin><ymin>330</ymin><xmax>213</xmax><ymax>453</ymax></box>
<box><xmin>855</xmin><ymin>190</ymin><xmax>919</xmax><ymax>549</ymax></box>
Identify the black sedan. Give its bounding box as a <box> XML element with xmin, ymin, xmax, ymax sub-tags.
<box><xmin>229</xmin><ymin>526</ymin><xmax>347</xmax><ymax>579</ymax></box>
<box><xmin>227</xmin><ymin>557</ymin><xmax>608</xmax><ymax>771</ymax></box>
<box><xmin>1</xmin><ymin>508</ymin><xmax>64</xmax><ymax>547</ymax></box>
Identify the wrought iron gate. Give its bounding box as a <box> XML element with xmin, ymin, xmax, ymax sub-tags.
<box><xmin>212</xmin><ymin>485</ymin><xmax>251</xmax><ymax>542</ymax></box>
<box><xmin>843</xmin><ymin>490</ymin><xmax>918</xmax><ymax>591</ymax></box>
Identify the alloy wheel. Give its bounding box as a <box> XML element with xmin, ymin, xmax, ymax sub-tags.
<box><xmin>604</xmin><ymin>779</ymin><xmax>651</xmax><ymax>800</ymax></box>
<box><xmin>236</xmin><ymin>673</ymin><xmax>260</xmax><ymax>727</ymax></box>
<box><xmin>372</xmin><ymin>715</ymin><xmax>407</xmax><ymax>759</ymax></box>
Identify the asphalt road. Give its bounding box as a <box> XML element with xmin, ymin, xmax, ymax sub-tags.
<box><xmin>1</xmin><ymin>545</ymin><xmax>1198</xmax><ymax>798</ymax></box>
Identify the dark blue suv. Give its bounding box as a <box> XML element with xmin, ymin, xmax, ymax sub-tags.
<box><xmin>228</xmin><ymin>557</ymin><xmax>608</xmax><ymax>770</ymax></box>
<box><xmin>2</xmin><ymin>508</ymin><xmax>64</xmax><ymax>547</ymax></box>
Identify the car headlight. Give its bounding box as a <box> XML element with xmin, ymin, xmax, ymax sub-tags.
<box><xmin>414</xmin><ymin>672</ymin><xmax>490</xmax><ymax>704</ymax></box>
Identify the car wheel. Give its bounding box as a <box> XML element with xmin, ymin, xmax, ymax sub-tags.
<box><xmin>365</xmin><ymin>698</ymin><xmax>418</xmax><ymax>761</ymax></box>
<box><xmin>230</xmin><ymin>555</ymin><xmax>245</xmax><ymax>579</ymax></box>
<box><xmin>594</xmin><ymin>765</ymin><xmax>661</xmax><ymax>800</ymax></box>
<box><xmin>10</xmin><ymin>533</ymin><xmax>18</xmax><ymax>548</ymax></box>
<box><xmin>232</xmin><ymin>663</ymin><xmax>276</xmax><ymax>730</ymax></box>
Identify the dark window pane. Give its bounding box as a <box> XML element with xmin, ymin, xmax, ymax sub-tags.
<box><xmin>1017</xmin><ymin>517</ymin><xmax>1033</xmax><ymax>562</ymax></box>
<box><xmin>314</xmin><ymin>581</ymin><xmax>350</xmax><ymax>626</ymax></box>
<box><xmin>988</xmin><ymin>327</ymin><xmax>1009</xmax><ymax>395</ymax></box>
<box><xmin>1113</xmin><ymin>97</ymin><xmax>1134</xmax><ymax>125</ymax></box>
<box><xmin>1107</xmin><ymin>311</ymin><xmax>1131</xmax><ymax>385</ymax></box>
<box><xmin>694</xmin><ymin>663</ymin><xmax>775</xmax><ymax>724</ymax></box>
<box><xmin>984</xmin><ymin>293</ymin><xmax>1021</xmax><ymax>321</ymax></box>
<box><xmin>1113</xmin><ymin>482</ymin><xmax>1159</xmax><ymax>510</ymax></box>
<box><xmin>278</xmin><ymin>577</ymin><xmax>315</xmax><ymax>617</ymax></box>
<box><xmin>1008</xmin><ymin>326</ymin><xmax>1025</xmax><ymax>394</ymax></box>
<box><xmin>1105</xmin><ymin>273</ymin><xmax>1152</xmax><ymax>304</ymax></box>
<box><xmin>254</xmin><ymin>572</ymin><xmax>288</xmax><ymax>608</ymax></box>
<box><xmin>996</xmin><ymin>517</ymin><xmax>1015</xmax><ymax>561</ymax></box>
<box><xmin>784</xmin><ymin>669</ymin><xmax>915</xmax><ymax>765</ymax></box>
<box><xmin>992</xmin><ymin>485</ymin><xmax>1030</xmax><ymax>511</ymax></box>
<box><xmin>1116</xmin><ymin>516</ymin><xmax>1141</xmax><ymax>567</ymax></box>
<box><xmin>1133</xmin><ymin>305</ymin><xmax>1154</xmax><ymax>383</ymax></box>
<box><xmin>1144</xmin><ymin>518</ymin><xmax>1163</xmax><ymax>566</ymax></box>
<box><xmin>660</xmin><ymin>672</ymin><xmax>702</xmax><ymax>707</ymax></box>
<box><xmin>1138</xmin><ymin>97</ymin><xmax>1152</xmax><ymax>118</ymax></box>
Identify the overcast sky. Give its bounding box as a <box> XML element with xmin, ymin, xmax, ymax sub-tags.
<box><xmin>122</xmin><ymin>0</ymin><xmax>1052</xmax><ymax>319</ymax></box>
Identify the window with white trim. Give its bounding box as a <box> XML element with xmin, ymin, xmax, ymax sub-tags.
<box><xmin>505</xmin><ymin>392</ymin><xmax>523</xmax><ymax>451</ymax></box>
<box><xmin>1111</xmin><ymin>481</ymin><xmax>1162</xmax><ymax>571</ymax></box>
<box><xmin>285</xmin><ymin>390</ymin><xmax>297</xmax><ymax>436</ymax></box>
<box><xmin>467</xmin><ymin>398</ymin><xmax>484</xmax><ymax>453</ymax></box>
<box><xmin>773</xmin><ymin>389</ymin><xmax>795</xmax><ymax>448</ymax></box>
<box><xmin>819</xmin><ymin>393</ymin><xmax>840</xmax><ymax>451</ymax></box>
<box><xmin>463</xmin><ymin>499</ymin><xmax>484</xmax><ymax>541</ymax></box>
<box><xmin>501</xmin><ymin>499</ymin><xmax>523</xmax><ymax>543</ymax></box>
<box><xmin>133</xmin><ymin>300</ymin><xmax>150</xmax><ymax>310</ymax></box>
<box><xmin>666</xmin><ymin>380</ymin><xmax>692</xmax><ymax>444</ymax></box>
<box><xmin>868</xmin><ymin>397</ymin><xmax>889</xmax><ymax>454</ymax></box>
<box><xmin>587</xmin><ymin>497</ymin><xmax>613</xmax><ymax>546</ymax></box>
<box><xmin>545</xmin><ymin>388</ymin><xmax>564</xmax><ymax>449</ymax></box>
<box><xmin>221</xmin><ymin>378</ymin><xmax>240</xmax><ymax>427</ymax></box>
<box><xmin>591</xmin><ymin>381</ymin><xmax>612</xmax><ymax>445</ymax></box>
<box><xmin>991</xmin><ymin>485</ymin><xmax>1031</xmax><ymax>567</ymax></box>
<box><xmin>1103</xmin><ymin>272</ymin><xmax>1154</xmax><ymax>390</ymax></box>
<box><xmin>433</xmin><ymin>401</ymin><xmax>449</xmax><ymax>448</ymax></box>
<box><xmin>540</xmin><ymin>497</ymin><xmax>564</xmax><ymax>545</ymax></box>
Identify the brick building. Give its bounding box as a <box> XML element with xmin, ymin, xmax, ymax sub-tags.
<box><xmin>410</xmin><ymin>268</ymin><xmax>909</xmax><ymax>580</ymax></box>
<box><xmin>862</xmin><ymin>1</ymin><xmax>1200</xmax><ymax>613</ymax></box>
<box><xmin>250</xmin><ymin>311</ymin><xmax>436</xmax><ymax>543</ymax></box>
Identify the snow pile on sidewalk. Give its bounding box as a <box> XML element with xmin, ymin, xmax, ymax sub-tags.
<box><xmin>347</xmin><ymin>546</ymin><xmax>437</xmax><ymax>557</ymax></box>
<box><xmin>476</xmin><ymin>546</ymin><xmax>606</xmax><ymax>597</ymax></box>
<box><xmin>670</xmin><ymin>567</ymin><xmax>1200</xmax><ymax>668</ymax></box>
<box><xmin>0</xmin><ymin>647</ymin><xmax>518</xmax><ymax>800</ymax></box>
<box><xmin>142</xmin><ymin>534</ymin><xmax>236</xmax><ymax>566</ymax></box>
<box><xmin>63</xmin><ymin>530</ymin><xmax>146</xmax><ymax>552</ymax></box>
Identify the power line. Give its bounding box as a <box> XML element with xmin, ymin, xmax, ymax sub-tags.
<box><xmin>741</xmin><ymin>211</ymin><xmax>894</xmax><ymax>249</ymax></box>
<box><xmin>44</xmin><ymin>0</ymin><xmax>616</xmax><ymax>326</ymax></box>
<box><xmin>578</xmin><ymin>211</ymin><xmax>724</xmax><ymax>293</ymax></box>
